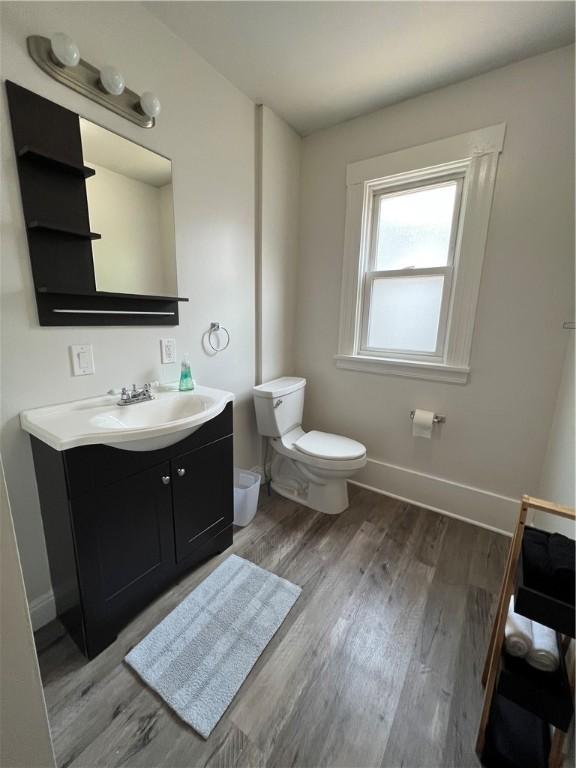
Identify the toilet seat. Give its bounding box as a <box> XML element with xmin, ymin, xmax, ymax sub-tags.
<box><xmin>294</xmin><ymin>430</ymin><xmax>365</xmax><ymax>461</ymax></box>
<box><xmin>272</xmin><ymin>428</ymin><xmax>366</xmax><ymax>473</ymax></box>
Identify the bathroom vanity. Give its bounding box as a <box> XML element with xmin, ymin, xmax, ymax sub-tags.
<box><xmin>23</xmin><ymin>390</ymin><xmax>234</xmax><ymax>658</ymax></box>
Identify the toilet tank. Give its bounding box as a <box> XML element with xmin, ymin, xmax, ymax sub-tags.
<box><xmin>253</xmin><ymin>377</ymin><xmax>306</xmax><ymax>437</ymax></box>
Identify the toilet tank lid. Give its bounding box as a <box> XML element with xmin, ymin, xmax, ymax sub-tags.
<box><xmin>253</xmin><ymin>377</ymin><xmax>306</xmax><ymax>398</ymax></box>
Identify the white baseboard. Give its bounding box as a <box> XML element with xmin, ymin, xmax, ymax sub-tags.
<box><xmin>351</xmin><ymin>458</ymin><xmax>518</xmax><ymax>536</ymax></box>
<box><xmin>29</xmin><ymin>588</ymin><xmax>56</xmax><ymax>631</ymax></box>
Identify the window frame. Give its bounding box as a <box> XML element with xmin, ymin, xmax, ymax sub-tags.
<box><xmin>359</xmin><ymin>175</ymin><xmax>464</xmax><ymax>362</ymax></box>
<box><xmin>335</xmin><ymin>124</ymin><xmax>506</xmax><ymax>384</ymax></box>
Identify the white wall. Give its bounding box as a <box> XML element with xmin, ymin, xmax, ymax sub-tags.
<box><xmin>0</xmin><ymin>2</ymin><xmax>261</xmax><ymax>622</ymax></box>
<box><xmin>535</xmin><ymin>339</ymin><xmax>576</xmax><ymax>537</ymax></box>
<box><xmin>87</xmin><ymin>164</ymin><xmax>174</xmax><ymax>295</ymax></box>
<box><xmin>296</xmin><ymin>46</ymin><xmax>575</xmax><ymax>533</ymax></box>
<box><xmin>259</xmin><ymin>106</ymin><xmax>301</xmax><ymax>383</ymax></box>
<box><xmin>0</xmin><ymin>462</ymin><xmax>55</xmax><ymax>768</ymax></box>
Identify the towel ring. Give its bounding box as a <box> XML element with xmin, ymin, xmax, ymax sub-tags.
<box><xmin>208</xmin><ymin>322</ymin><xmax>230</xmax><ymax>352</ymax></box>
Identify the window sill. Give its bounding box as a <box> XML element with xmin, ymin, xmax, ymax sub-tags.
<box><xmin>334</xmin><ymin>354</ymin><xmax>470</xmax><ymax>384</ymax></box>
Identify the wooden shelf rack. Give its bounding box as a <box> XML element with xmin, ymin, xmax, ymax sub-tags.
<box><xmin>476</xmin><ymin>495</ymin><xmax>576</xmax><ymax>768</ymax></box>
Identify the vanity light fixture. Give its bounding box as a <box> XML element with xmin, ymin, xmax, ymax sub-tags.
<box><xmin>50</xmin><ymin>32</ymin><xmax>80</xmax><ymax>68</ymax></box>
<box><xmin>99</xmin><ymin>65</ymin><xmax>125</xmax><ymax>96</ymax></box>
<box><xmin>27</xmin><ymin>34</ymin><xmax>159</xmax><ymax>128</ymax></box>
<box><xmin>139</xmin><ymin>92</ymin><xmax>161</xmax><ymax>119</ymax></box>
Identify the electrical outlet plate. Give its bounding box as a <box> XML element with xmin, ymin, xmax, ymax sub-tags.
<box><xmin>70</xmin><ymin>344</ymin><xmax>94</xmax><ymax>376</ymax></box>
<box><xmin>160</xmin><ymin>338</ymin><xmax>177</xmax><ymax>364</ymax></box>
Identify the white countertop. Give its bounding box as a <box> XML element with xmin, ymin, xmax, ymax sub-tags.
<box><xmin>20</xmin><ymin>385</ymin><xmax>234</xmax><ymax>452</ymax></box>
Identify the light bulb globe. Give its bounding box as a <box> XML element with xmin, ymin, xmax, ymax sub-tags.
<box><xmin>50</xmin><ymin>33</ymin><xmax>80</xmax><ymax>68</ymax></box>
<box><xmin>99</xmin><ymin>66</ymin><xmax>125</xmax><ymax>96</ymax></box>
<box><xmin>140</xmin><ymin>92</ymin><xmax>161</xmax><ymax>119</ymax></box>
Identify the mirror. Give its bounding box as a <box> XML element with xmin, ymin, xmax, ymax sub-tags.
<box><xmin>80</xmin><ymin>118</ymin><xmax>177</xmax><ymax>297</ymax></box>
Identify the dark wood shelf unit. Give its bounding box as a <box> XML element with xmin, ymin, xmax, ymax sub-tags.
<box><xmin>27</xmin><ymin>220</ymin><xmax>101</xmax><ymax>240</ymax></box>
<box><xmin>6</xmin><ymin>80</ymin><xmax>183</xmax><ymax>327</ymax></box>
<box><xmin>18</xmin><ymin>144</ymin><xmax>96</xmax><ymax>178</ymax></box>
<box><xmin>35</xmin><ymin>291</ymin><xmax>183</xmax><ymax>327</ymax></box>
<box><xmin>37</xmin><ymin>287</ymin><xmax>189</xmax><ymax>302</ymax></box>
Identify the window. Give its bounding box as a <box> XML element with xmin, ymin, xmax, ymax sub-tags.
<box><xmin>336</xmin><ymin>124</ymin><xmax>505</xmax><ymax>383</ymax></box>
<box><xmin>362</xmin><ymin>179</ymin><xmax>462</xmax><ymax>359</ymax></box>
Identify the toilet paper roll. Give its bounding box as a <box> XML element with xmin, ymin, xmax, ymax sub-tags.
<box><xmin>412</xmin><ymin>409</ymin><xmax>434</xmax><ymax>439</ymax></box>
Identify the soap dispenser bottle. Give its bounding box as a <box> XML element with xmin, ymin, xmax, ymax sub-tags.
<box><xmin>179</xmin><ymin>353</ymin><xmax>195</xmax><ymax>391</ymax></box>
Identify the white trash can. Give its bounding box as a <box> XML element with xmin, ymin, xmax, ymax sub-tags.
<box><xmin>233</xmin><ymin>468</ymin><xmax>261</xmax><ymax>527</ymax></box>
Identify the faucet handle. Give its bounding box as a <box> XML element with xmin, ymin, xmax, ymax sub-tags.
<box><xmin>143</xmin><ymin>382</ymin><xmax>157</xmax><ymax>399</ymax></box>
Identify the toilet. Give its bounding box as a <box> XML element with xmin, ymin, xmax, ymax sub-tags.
<box><xmin>253</xmin><ymin>377</ymin><xmax>367</xmax><ymax>515</ymax></box>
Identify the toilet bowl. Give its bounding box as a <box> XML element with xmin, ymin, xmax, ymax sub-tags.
<box><xmin>253</xmin><ymin>377</ymin><xmax>366</xmax><ymax>514</ymax></box>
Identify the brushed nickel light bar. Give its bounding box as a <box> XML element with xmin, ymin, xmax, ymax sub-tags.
<box><xmin>27</xmin><ymin>34</ymin><xmax>160</xmax><ymax>129</ymax></box>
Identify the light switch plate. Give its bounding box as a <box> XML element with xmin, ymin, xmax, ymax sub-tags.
<box><xmin>161</xmin><ymin>338</ymin><xmax>177</xmax><ymax>364</ymax></box>
<box><xmin>70</xmin><ymin>344</ymin><xmax>94</xmax><ymax>376</ymax></box>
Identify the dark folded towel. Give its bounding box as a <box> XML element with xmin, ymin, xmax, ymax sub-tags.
<box><xmin>548</xmin><ymin>533</ymin><xmax>575</xmax><ymax>574</ymax></box>
<box><xmin>523</xmin><ymin>528</ymin><xmax>575</xmax><ymax>606</ymax></box>
<box><xmin>482</xmin><ymin>695</ymin><xmax>550</xmax><ymax>768</ymax></box>
<box><xmin>523</xmin><ymin>528</ymin><xmax>555</xmax><ymax>597</ymax></box>
<box><xmin>548</xmin><ymin>533</ymin><xmax>575</xmax><ymax>604</ymax></box>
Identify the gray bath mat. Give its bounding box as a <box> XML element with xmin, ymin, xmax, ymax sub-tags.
<box><xmin>125</xmin><ymin>554</ymin><xmax>301</xmax><ymax>738</ymax></box>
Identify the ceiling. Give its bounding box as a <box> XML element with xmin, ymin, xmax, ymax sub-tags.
<box><xmin>146</xmin><ymin>1</ymin><xmax>575</xmax><ymax>136</ymax></box>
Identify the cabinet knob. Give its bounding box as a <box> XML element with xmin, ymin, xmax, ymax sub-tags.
<box><xmin>177</xmin><ymin>467</ymin><xmax>186</xmax><ymax>477</ymax></box>
<box><xmin>161</xmin><ymin>475</ymin><xmax>171</xmax><ymax>485</ymax></box>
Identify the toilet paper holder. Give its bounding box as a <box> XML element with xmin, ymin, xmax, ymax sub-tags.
<box><xmin>409</xmin><ymin>410</ymin><xmax>446</xmax><ymax>424</ymax></box>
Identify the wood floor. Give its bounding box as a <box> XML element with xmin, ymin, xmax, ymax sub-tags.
<box><xmin>35</xmin><ymin>485</ymin><xmax>508</xmax><ymax>768</ymax></box>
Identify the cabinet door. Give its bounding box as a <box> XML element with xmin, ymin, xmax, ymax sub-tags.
<box><xmin>172</xmin><ymin>436</ymin><xmax>233</xmax><ymax>563</ymax></box>
<box><xmin>72</xmin><ymin>461</ymin><xmax>175</xmax><ymax>647</ymax></box>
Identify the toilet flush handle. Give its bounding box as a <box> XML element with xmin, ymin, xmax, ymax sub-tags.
<box><xmin>274</xmin><ymin>399</ymin><xmax>283</xmax><ymax>409</ymax></box>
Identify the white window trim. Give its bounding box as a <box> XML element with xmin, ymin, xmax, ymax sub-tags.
<box><xmin>336</xmin><ymin>124</ymin><xmax>506</xmax><ymax>384</ymax></box>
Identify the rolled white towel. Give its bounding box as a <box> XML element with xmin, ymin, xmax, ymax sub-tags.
<box><xmin>526</xmin><ymin>622</ymin><xmax>559</xmax><ymax>672</ymax></box>
<box><xmin>505</xmin><ymin>596</ymin><xmax>533</xmax><ymax>657</ymax></box>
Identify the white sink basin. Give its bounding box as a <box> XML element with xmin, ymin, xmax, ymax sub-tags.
<box><xmin>20</xmin><ymin>385</ymin><xmax>234</xmax><ymax>452</ymax></box>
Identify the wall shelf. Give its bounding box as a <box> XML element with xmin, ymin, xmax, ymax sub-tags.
<box><xmin>18</xmin><ymin>144</ymin><xmax>95</xmax><ymax>178</ymax></box>
<box><xmin>27</xmin><ymin>221</ymin><xmax>101</xmax><ymax>240</ymax></box>
<box><xmin>35</xmin><ymin>289</ymin><xmax>184</xmax><ymax>327</ymax></box>
<box><xmin>37</xmin><ymin>288</ymin><xmax>189</xmax><ymax>302</ymax></box>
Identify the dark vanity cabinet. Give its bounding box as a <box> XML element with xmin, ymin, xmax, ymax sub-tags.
<box><xmin>31</xmin><ymin>404</ymin><xmax>233</xmax><ymax>658</ymax></box>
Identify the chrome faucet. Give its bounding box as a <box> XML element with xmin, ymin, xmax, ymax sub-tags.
<box><xmin>117</xmin><ymin>383</ymin><xmax>155</xmax><ymax>406</ymax></box>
